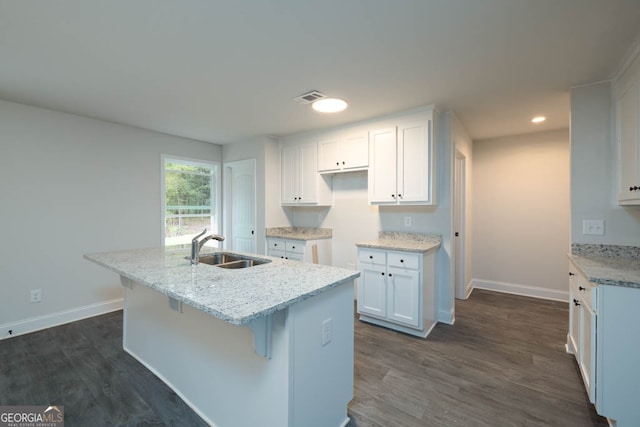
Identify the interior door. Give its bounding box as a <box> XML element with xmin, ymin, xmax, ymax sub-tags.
<box><xmin>225</xmin><ymin>159</ymin><xmax>256</xmax><ymax>253</ymax></box>
<box><xmin>454</xmin><ymin>149</ymin><xmax>467</xmax><ymax>299</ymax></box>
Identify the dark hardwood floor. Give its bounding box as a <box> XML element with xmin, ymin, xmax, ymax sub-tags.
<box><xmin>0</xmin><ymin>290</ymin><xmax>606</xmax><ymax>426</ymax></box>
<box><xmin>348</xmin><ymin>289</ymin><xmax>607</xmax><ymax>427</ymax></box>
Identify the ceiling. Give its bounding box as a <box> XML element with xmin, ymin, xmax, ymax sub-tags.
<box><xmin>1</xmin><ymin>1</ymin><xmax>639</xmax><ymax>144</ymax></box>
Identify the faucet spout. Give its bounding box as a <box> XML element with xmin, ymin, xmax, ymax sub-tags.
<box><xmin>191</xmin><ymin>229</ymin><xmax>225</xmax><ymax>265</ymax></box>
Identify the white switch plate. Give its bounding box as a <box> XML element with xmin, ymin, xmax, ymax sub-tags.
<box><xmin>582</xmin><ymin>219</ymin><xmax>605</xmax><ymax>235</ymax></box>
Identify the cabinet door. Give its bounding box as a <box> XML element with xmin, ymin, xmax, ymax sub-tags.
<box><xmin>568</xmin><ymin>285</ymin><xmax>580</xmax><ymax>356</ymax></box>
<box><xmin>368</xmin><ymin>128</ymin><xmax>398</xmax><ymax>204</ymax></box>
<box><xmin>281</xmin><ymin>145</ymin><xmax>299</xmax><ymax>204</ymax></box>
<box><xmin>398</xmin><ymin>121</ymin><xmax>431</xmax><ymax>204</ymax></box>
<box><xmin>386</xmin><ymin>266</ymin><xmax>420</xmax><ymax>328</ymax></box>
<box><xmin>318</xmin><ymin>137</ymin><xmax>341</xmax><ymax>172</ymax></box>
<box><xmin>342</xmin><ymin>134</ymin><xmax>369</xmax><ymax>170</ymax></box>
<box><xmin>617</xmin><ymin>77</ymin><xmax>640</xmax><ymax>203</ymax></box>
<box><xmin>298</xmin><ymin>142</ymin><xmax>319</xmax><ymax>204</ymax></box>
<box><xmin>580</xmin><ymin>303</ymin><xmax>596</xmax><ymax>404</ymax></box>
<box><xmin>357</xmin><ymin>267</ymin><xmax>387</xmax><ymax>318</ymax></box>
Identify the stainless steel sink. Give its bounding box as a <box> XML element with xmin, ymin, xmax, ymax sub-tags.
<box><xmin>188</xmin><ymin>253</ymin><xmax>271</xmax><ymax>269</ymax></box>
<box><xmin>216</xmin><ymin>259</ymin><xmax>270</xmax><ymax>269</ymax></box>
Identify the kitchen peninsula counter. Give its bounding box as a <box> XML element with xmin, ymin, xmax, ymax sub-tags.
<box><xmin>85</xmin><ymin>246</ymin><xmax>357</xmax><ymax>325</ymax></box>
<box><xmin>84</xmin><ymin>246</ymin><xmax>358</xmax><ymax>427</ymax></box>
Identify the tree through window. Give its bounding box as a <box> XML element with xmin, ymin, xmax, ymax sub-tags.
<box><xmin>162</xmin><ymin>156</ymin><xmax>220</xmax><ymax>246</ymax></box>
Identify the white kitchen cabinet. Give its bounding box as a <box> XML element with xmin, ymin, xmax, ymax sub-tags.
<box><xmin>318</xmin><ymin>132</ymin><xmax>368</xmax><ymax>173</ymax></box>
<box><xmin>266</xmin><ymin>237</ymin><xmax>331</xmax><ymax>265</ymax></box>
<box><xmin>357</xmin><ymin>247</ymin><xmax>435</xmax><ymax>337</ymax></box>
<box><xmin>368</xmin><ymin>116</ymin><xmax>436</xmax><ymax>205</ymax></box>
<box><xmin>568</xmin><ymin>259</ymin><xmax>640</xmax><ymax>426</ymax></box>
<box><xmin>615</xmin><ymin>57</ymin><xmax>640</xmax><ymax>204</ymax></box>
<box><xmin>281</xmin><ymin>141</ymin><xmax>332</xmax><ymax>206</ymax></box>
<box><xmin>567</xmin><ymin>262</ymin><xmax>597</xmax><ymax>403</ymax></box>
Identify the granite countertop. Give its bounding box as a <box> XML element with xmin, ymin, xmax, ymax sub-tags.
<box><xmin>266</xmin><ymin>227</ymin><xmax>332</xmax><ymax>240</ymax></box>
<box><xmin>569</xmin><ymin>244</ymin><xmax>640</xmax><ymax>289</ymax></box>
<box><xmin>356</xmin><ymin>232</ymin><xmax>441</xmax><ymax>253</ymax></box>
<box><xmin>84</xmin><ymin>247</ymin><xmax>359</xmax><ymax>326</ymax></box>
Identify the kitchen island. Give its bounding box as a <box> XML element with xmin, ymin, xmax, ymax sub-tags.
<box><xmin>85</xmin><ymin>246</ymin><xmax>359</xmax><ymax>427</ymax></box>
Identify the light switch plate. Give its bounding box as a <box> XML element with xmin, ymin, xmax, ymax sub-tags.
<box><xmin>583</xmin><ymin>219</ymin><xmax>605</xmax><ymax>235</ymax></box>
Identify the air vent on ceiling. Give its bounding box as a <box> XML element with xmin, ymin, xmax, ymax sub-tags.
<box><xmin>293</xmin><ymin>90</ymin><xmax>326</xmax><ymax>104</ymax></box>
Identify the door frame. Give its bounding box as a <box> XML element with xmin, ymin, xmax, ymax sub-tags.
<box><xmin>223</xmin><ymin>159</ymin><xmax>257</xmax><ymax>252</ymax></box>
<box><xmin>453</xmin><ymin>148</ymin><xmax>469</xmax><ymax>300</ymax></box>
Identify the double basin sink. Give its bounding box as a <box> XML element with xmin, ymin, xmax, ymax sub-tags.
<box><xmin>192</xmin><ymin>252</ymin><xmax>271</xmax><ymax>269</ymax></box>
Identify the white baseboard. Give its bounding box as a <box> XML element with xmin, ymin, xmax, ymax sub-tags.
<box><xmin>471</xmin><ymin>279</ymin><xmax>569</xmax><ymax>302</ymax></box>
<box><xmin>0</xmin><ymin>298</ymin><xmax>123</xmax><ymax>340</ymax></box>
<box><xmin>437</xmin><ymin>307</ymin><xmax>455</xmax><ymax>325</ymax></box>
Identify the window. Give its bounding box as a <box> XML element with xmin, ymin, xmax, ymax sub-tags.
<box><xmin>162</xmin><ymin>155</ymin><xmax>220</xmax><ymax>247</ymax></box>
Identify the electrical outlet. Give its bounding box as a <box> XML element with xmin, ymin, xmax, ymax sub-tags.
<box><xmin>30</xmin><ymin>289</ymin><xmax>42</xmax><ymax>303</ymax></box>
<box><xmin>582</xmin><ymin>219</ymin><xmax>605</xmax><ymax>236</ymax></box>
<box><xmin>404</xmin><ymin>216</ymin><xmax>412</xmax><ymax>227</ymax></box>
<box><xmin>321</xmin><ymin>318</ymin><xmax>332</xmax><ymax>346</ymax></box>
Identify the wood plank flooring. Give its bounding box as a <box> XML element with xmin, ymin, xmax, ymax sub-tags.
<box><xmin>348</xmin><ymin>289</ymin><xmax>607</xmax><ymax>427</ymax></box>
<box><xmin>0</xmin><ymin>290</ymin><xmax>606</xmax><ymax>426</ymax></box>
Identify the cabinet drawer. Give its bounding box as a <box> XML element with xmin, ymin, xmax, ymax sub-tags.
<box><xmin>285</xmin><ymin>240</ymin><xmax>305</xmax><ymax>254</ymax></box>
<box><xmin>573</xmin><ymin>271</ymin><xmax>596</xmax><ymax>310</ymax></box>
<box><xmin>388</xmin><ymin>252</ymin><xmax>420</xmax><ymax>269</ymax></box>
<box><xmin>267</xmin><ymin>239</ymin><xmax>285</xmax><ymax>251</ymax></box>
<box><xmin>358</xmin><ymin>249</ymin><xmax>386</xmax><ymax>265</ymax></box>
<box><xmin>569</xmin><ymin>261</ymin><xmax>597</xmax><ymax>310</ymax></box>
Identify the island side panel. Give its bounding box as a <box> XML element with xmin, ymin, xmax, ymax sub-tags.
<box><xmin>289</xmin><ymin>281</ymin><xmax>355</xmax><ymax>427</ymax></box>
<box><xmin>122</xmin><ymin>281</ymin><xmax>291</xmax><ymax>427</ymax></box>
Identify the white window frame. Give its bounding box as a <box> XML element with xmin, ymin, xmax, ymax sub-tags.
<box><xmin>161</xmin><ymin>154</ymin><xmax>221</xmax><ymax>247</ymax></box>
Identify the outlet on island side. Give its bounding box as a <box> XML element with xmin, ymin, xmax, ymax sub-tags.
<box><xmin>404</xmin><ymin>216</ymin><xmax>412</xmax><ymax>227</ymax></box>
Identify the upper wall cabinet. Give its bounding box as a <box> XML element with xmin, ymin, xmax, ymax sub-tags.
<box><xmin>368</xmin><ymin>115</ymin><xmax>436</xmax><ymax>205</ymax></box>
<box><xmin>318</xmin><ymin>132</ymin><xmax>369</xmax><ymax>173</ymax></box>
<box><xmin>616</xmin><ymin>64</ymin><xmax>640</xmax><ymax>205</ymax></box>
<box><xmin>281</xmin><ymin>141</ymin><xmax>332</xmax><ymax>206</ymax></box>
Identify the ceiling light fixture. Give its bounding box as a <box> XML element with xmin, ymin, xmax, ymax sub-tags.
<box><xmin>312</xmin><ymin>98</ymin><xmax>348</xmax><ymax>113</ymax></box>
<box><xmin>531</xmin><ymin>116</ymin><xmax>546</xmax><ymax>123</ymax></box>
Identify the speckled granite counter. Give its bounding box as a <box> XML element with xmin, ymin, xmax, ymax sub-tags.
<box><xmin>568</xmin><ymin>244</ymin><xmax>640</xmax><ymax>289</ymax></box>
<box><xmin>84</xmin><ymin>246</ymin><xmax>358</xmax><ymax>325</ymax></box>
<box><xmin>266</xmin><ymin>227</ymin><xmax>332</xmax><ymax>240</ymax></box>
<box><xmin>356</xmin><ymin>232</ymin><xmax>441</xmax><ymax>253</ymax></box>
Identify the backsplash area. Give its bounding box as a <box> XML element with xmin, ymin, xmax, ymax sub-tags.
<box><xmin>571</xmin><ymin>244</ymin><xmax>640</xmax><ymax>258</ymax></box>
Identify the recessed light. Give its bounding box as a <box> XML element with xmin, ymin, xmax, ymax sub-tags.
<box><xmin>531</xmin><ymin>116</ymin><xmax>546</xmax><ymax>123</ymax></box>
<box><xmin>312</xmin><ymin>98</ymin><xmax>348</xmax><ymax>113</ymax></box>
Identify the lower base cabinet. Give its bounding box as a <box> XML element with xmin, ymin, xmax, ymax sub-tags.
<box><xmin>266</xmin><ymin>238</ymin><xmax>331</xmax><ymax>265</ymax></box>
<box><xmin>567</xmin><ymin>259</ymin><xmax>640</xmax><ymax>427</ymax></box>
<box><xmin>356</xmin><ymin>247</ymin><xmax>436</xmax><ymax>338</ymax></box>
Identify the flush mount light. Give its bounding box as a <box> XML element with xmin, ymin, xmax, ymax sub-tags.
<box><xmin>531</xmin><ymin>116</ymin><xmax>546</xmax><ymax>123</ymax></box>
<box><xmin>312</xmin><ymin>98</ymin><xmax>348</xmax><ymax>113</ymax></box>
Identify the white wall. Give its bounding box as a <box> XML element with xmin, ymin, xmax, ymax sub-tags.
<box><xmin>570</xmin><ymin>81</ymin><xmax>640</xmax><ymax>245</ymax></box>
<box><xmin>222</xmin><ymin>136</ymin><xmax>288</xmax><ymax>254</ymax></box>
<box><xmin>0</xmin><ymin>100</ymin><xmax>221</xmax><ymax>336</ymax></box>
<box><xmin>283</xmin><ymin>107</ymin><xmax>467</xmax><ymax>324</ymax></box>
<box><xmin>472</xmin><ymin>129</ymin><xmax>570</xmax><ymax>301</ymax></box>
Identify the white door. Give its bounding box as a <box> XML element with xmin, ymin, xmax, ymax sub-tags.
<box><xmin>398</xmin><ymin>121</ymin><xmax>429</xmax><ymax>203</ymax></box>
<box><xmin>281</xmin><ymin>145</ymin><xmax>299</xmax><ymax>204</ymax></box>
<box><xmin>298</xmin><ymin>142</ymin><xmax>319</xmax><ymax>204</ymax></box>
<box><xmin>357</xmin><ymin>267</ymin><xmax>387</xmax><ymax>318</ymax></box>
<box><xmin>386</xmin><ymin>266</ymin><xmax>420</xmax><ymax>327</ymax></box>
<box><xmin>224</xmin><ymin>159</ymin><xmax>256</xmax><ymax>253</ymax></box>
<box><xmin>454</xmin><ymin>149</ymin><xmax>467</xmax><ymax>299</ymax></box>
<box><xmin>318</xmin><ymin>137</ymin><xmax>341</xmax><ymax>172</ymax></box>
<box><xmin>368</xmin><ymin>128</ymin><xmax>398</xmax><ymax>203</ymax></box>
<box><xmin>342</xmin><ymin>134</ymin><xmax>369</xmax><ymax>170</ymax></box>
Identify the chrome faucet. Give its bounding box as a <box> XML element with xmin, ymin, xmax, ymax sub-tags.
<box><xmin>191</xmin><ymin>228</ymin><xmax>225</xmax><ymax>265</ymax></box>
